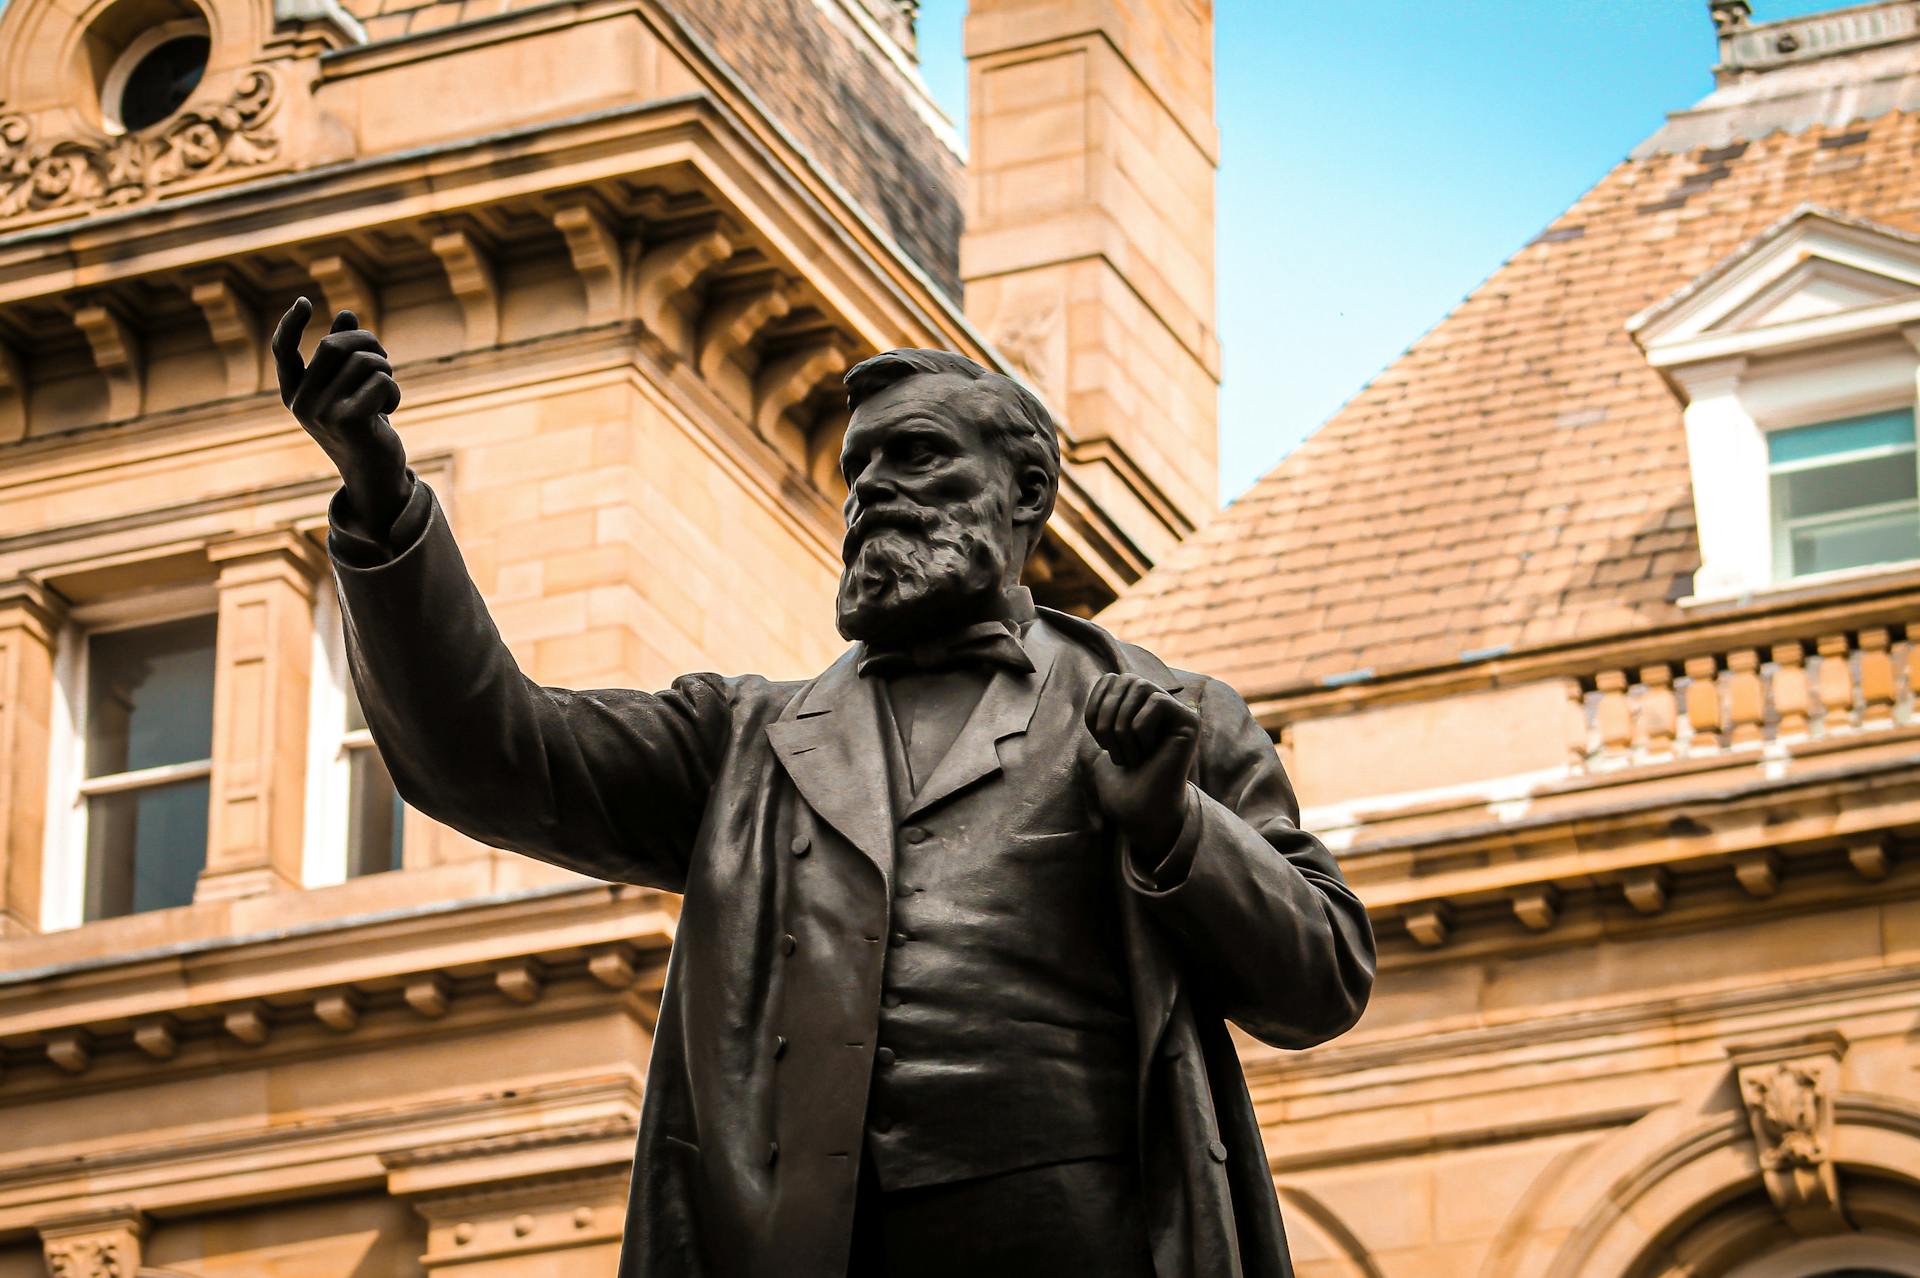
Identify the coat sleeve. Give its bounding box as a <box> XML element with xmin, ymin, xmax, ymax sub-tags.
<box><xmin>330</xmin><ymin>481</ymin><xmax>734</xmax><ymax>894</ymax></box>
<box><xmin>1122</xmin><ymin>676</ymin><xmax>1376</xmax><ymax>1048</ymax></box>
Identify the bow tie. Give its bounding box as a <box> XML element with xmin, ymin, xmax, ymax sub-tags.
<box><xmin>856</xmin><ymin>621</ymin><xmax>1036</xmax><ymax>678</ymax></box>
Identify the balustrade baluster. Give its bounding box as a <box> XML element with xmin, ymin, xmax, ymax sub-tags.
<box><xmin>1816</xmin><ymin>634</ymin><xmax>1854</xmax><ymax>732</ymax></box>
<box><xmin>1639</xmin><ymin>663</ymin><xmax>1677</xmax><ymax>756</ymax></box>
<box><xmin>1727</xmin><ymin>649</ymin><xmax>1764</xmax><ymax>745</ymax></box>
<box><xmin>1596</xmin><ymin>670</ymin><xmax>1633</xmax><ymax>758</ymax></box>
<box><xmin>1771</xmin><ymin>641</ymin><xmax>1809</xmax><ymax>739</ymax></box>
<box><xmin>1859</xmin><ymin>627</ymin><xmax>1895</xmax><ymax>725</ymax></box>
<box><xmin>1567</xmin><ymin>682</ymin><xmax>1595</xmax><ymax>770</ymax></box>
<box><xmin>1684</xmin><ymin>655</ymin><xmax>1723</xmax><ymax>752</ymax></box>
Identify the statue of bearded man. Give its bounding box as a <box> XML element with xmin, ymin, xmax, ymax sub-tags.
<box><xmin>273</xmin><ymin>299</ymin><xmax>1375</xmax><ymax>1278</ymax></box>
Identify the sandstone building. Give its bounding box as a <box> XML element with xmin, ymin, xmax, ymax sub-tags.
<box><xmin>1107</xmin><ymin>3</ymin><xmax>1920</xmax><ymax>1274</ymax></box>
<box><xmin>0</xmin><ymin>0</ymin><xmax>1217</xmax><ymax>1269</ymax></box>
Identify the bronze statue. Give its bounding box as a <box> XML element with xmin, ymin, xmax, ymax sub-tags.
<box><xmin>273</xmin><ymin>298</ymin><xmax>1375</xmax><ymax>1278</ymax></box>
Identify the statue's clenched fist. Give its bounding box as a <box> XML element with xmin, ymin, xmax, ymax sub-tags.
<box><xmin>273</xmin><ymin>297</ymin><xmax>412</xmax><ymax>536</ymax></box>
<box><xmin>1084</xmin><ymin>671</ymin><xmax>1202</xmax><ymax>864</ymax></box>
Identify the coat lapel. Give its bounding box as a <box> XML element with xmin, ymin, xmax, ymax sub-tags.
<box><xmin>767</xmin><ymin>648</ymin><xmax>895</xmax><ymax>879</ymax></box>
<box><xmin>902</xmin><ymin>626</ymin><xmax>1061</xmax><ymax>820</ymax></box>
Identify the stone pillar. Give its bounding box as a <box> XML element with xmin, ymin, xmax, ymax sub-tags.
<box><xmin>196</xmin><ymin>529</ymin><xmax>323</xmax><ymax>903</ymax></box>
<box><xmin>0</xmin><ymin>579</ymin><xmax>64</xmax><ymax>938</ymax></box>
<box><xmin>963</xmin><ymin>0</ymin><xmax>1220</xmax><ymax>549</ymax></box>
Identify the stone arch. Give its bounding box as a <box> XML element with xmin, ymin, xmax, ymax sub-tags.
<box><xmin>1522</xmin><ymin>1093</ymin><xmax>1920</xmax><ymax>1278</ymax></box>
<box><xmin>1275</xmin><ymin>1184</ymin><xmax>1387</xmax><ymax>1278</ymax></box>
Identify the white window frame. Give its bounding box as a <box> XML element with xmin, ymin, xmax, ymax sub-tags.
<box><xmin>41</xmin><ymin>583</ymin><xmax>219</xmax><ymax>932</ymax></box>
<box><xmin>1766</xmin><ymin>406</ymin><xmax>1920</xmax><ymax>582</ymax></box>
<box><xmin>304</xmin><ymin>586</ymin><xmax>406</xmax><ymax>886</ymax></box>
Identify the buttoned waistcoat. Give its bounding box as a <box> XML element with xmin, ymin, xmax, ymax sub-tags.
<box><xmin>331</xmin><ymin>484</ymin><xmax>1377</xmax><ymax>1278</ymax></box>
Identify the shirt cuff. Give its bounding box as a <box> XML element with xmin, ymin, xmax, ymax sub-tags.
<box><xmin>327</xmin><ymin>473</ymin><xmax>430</xmax><ymax>569</ymax></box>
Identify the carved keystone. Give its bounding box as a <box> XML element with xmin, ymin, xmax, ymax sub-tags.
<box><xmin>1729</xmin><ymin>1031</ymin><xmax>1848</xmax><ymax>1234</ymax></box>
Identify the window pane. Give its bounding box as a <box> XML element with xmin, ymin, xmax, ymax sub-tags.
<box><xmin>1769</xmin><ymin>408</ymin><xmax>1916</xmax><ymax>465</ymax></box>
<box><xmin>1773</xmin><ymin>453</ymin><xmax>1919</xmax><ymax>522</ymax></box>
<box><xmin>1790</xmin><ymin>505</ymin><xmax>1920</xmax><ymax>576</ymax></box>
<box><xmin>84</xmin><ymin>777</ymin><xmax>209</xmax><ymax>919</ymax></box>
<box><xmin>346</xmin><ymin>745</ymin><xmax>404</xmax><ymax>877</ymax></box>
<box><xmin>86</xmin><ymin>615</ymin><xmax>217</xmax><ymax>776</ymax></box>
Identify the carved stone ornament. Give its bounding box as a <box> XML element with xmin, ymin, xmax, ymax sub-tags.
<box><xmin>1731</xmin><ymin>1032</ymin><xmax>1847</xmax><ymax>1234</ymax></box>
<box><xmin>36</xmin><ymin>1204</ymin><xmax>146</xmax><ymax>1278</ymax></box>
<box><xmin>0</xmin><ymin>71</ymin><xmax>279</xmax><ymax>222</ymax></box>
<box><xmin>991</xmin><ymin>299</ymin><xmax>1061</xmax><ymax>400</ymax></box>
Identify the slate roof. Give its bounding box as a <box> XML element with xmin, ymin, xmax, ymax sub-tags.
<box><xmin>1102</xmin><ymin>108</ymin><xmax>1920</xmax><ymax>698</ymax></box>
<box><xmin>666</xmin><ymin>0</ymin><xmax>964</xmax><ymax>299</ymax></box>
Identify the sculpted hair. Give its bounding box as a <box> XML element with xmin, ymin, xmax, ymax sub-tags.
<box><xmin>844</xmin><ymin>349</ymin><xmax>1061</xmax><ymax>528</ymax></box>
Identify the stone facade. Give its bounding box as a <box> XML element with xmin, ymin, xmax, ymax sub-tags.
<box><xmin>0</xmin><ymin>0</ymin><xmax>1214</xmax><ymax>1270</ymax></box>
<box><xmin>1110</xmin><ymin>4</ymin><xmax>1920</xmax><ymax>1275</ymax></box>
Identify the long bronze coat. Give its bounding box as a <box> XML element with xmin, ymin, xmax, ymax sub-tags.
<box><xmin>332</xmin><ymin>486</ymin><xmax>1376</xmax><ymax>1278</ymax></box>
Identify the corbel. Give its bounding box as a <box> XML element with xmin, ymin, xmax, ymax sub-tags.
<box><xmin>1622</xmin><ymin>866</ymin><xmax>1670</xmax><ymax>915</ymax></box>
<box><xmin>405</xmin><ymin>973</ymin><xmax>452</xmax><ymax>1018</ymax></box>
<box><xmin>495</xmin><ymin>958</ymin><xmax>543</xmax><ymax>1004</ymax></box>
<box><xmin>1401</xmin><ymin>902</ymin><xmax>1450</xmax><ymax>948</ymax></box>
<box><xmin>308</xmin><ymin>251</ymin><xmax>380</xmax><ymax>332</ymax></box>
<box><xmin>696</xmin><ymin>276</ymin><xmax>792</xmax><ymax>413</ymax></box>
<box><xmin>224</xmin><ymin>1004</ymin><xmax>271</xmax><ymax>1046</ymax></box>
<box><xmin>551</xmin><ymin>200</ymin><xmax>626</xmax><ymax>325</ymax></box>
<box><xmin>38</xmin><ymin>1205</ymin><xmax>147</xmax><ymax>1278</ymax></box>
<box><xmin>69</xmin><ymin>298</ymin><xmax>143</xmax><ymax>421</ymax></box>
<box><xmin>632</xmin><ymin>225</ymin><xmax>732</xmax><ymax>358</ymax></box>
<box><xmin>1510</xmin><ymin>884</ymin><xmax>1559</xmax><ymax>932</ymax></box>
<box><xmin>188</xmin><ymin>272</ymin><xmax>264</xmax><ymax>398</ymax></box>
<box><xmin>132</xmin><ymin>1020</ymin><xmax>178</xmax><ymax>1060</ymax></box>
<box><xmin>0</xmin><ymin>337</ymin><xmax>25</xmax><ymax>443</ymax></box>
<box><xmin>45</xmin><ymin>1029</ymin><xmax>91</xmax><ymax>1074</ymax></box>
<box><xmin>314</xmin><ymin>990</ymin><xmax>362</xmax><ymax>1032</ymax></box>
<box><xmin>753</xmin><ymin>335</ymin><xmax>851</xmax><ymax>465</ymax></box>
<box><xmin>588</xmin><ymin>945</ymin><xmax>639</xmax><ymax>989</ymax></box>
<box><xmin>429</xmin><ymin>227</ymin><xmax>501</xmax><ymax>350</ymax></box>
<box><xmin>1846</xmin><ymin>835</ymin><xmax>1891</xmax><ymax>881</ymax></box>
<box><xmin>1733</xmin><ymin>849</ymin><xmax>1781</xmax><ymax>898</ymax></box>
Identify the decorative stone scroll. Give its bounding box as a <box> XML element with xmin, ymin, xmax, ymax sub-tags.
<box><xmin>0</xmin><ymin>72</ymin><xmax>279</xmax><ymax>221</ymax></box>
<box><xmin>1729</xmin><ymin>1031</ymin><xmax>1848</xmax><ymax>1234</ymax></box>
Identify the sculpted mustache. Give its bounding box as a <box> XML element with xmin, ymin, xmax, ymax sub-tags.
<box><xmin>843</xmin><ymin>506</ymin><xmax>941</xmax><ymax>563</ymax></box>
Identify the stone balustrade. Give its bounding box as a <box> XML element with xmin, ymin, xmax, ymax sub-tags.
<box><xmin>1571</xmin><ymin>622</ymin><xmax>1917</xmax><ymax>769</ymax></box>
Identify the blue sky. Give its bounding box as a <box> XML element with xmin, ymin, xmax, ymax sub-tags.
<box><xmin>913</xmin><ymin>0</ymin><xmax>1848</xmax><ymax>502</ymax></box>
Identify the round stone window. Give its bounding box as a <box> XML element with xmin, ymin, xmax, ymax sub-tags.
<box><xmin>99</xmin><ymin>21</ymin><xmax>210</xmax><ymax>134</ymax></box>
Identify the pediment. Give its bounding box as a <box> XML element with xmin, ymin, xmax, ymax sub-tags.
<box><xmin>1630</xmin><ymin>206</ymin><xmax>1920</xmax><ymax>352</ymax></box>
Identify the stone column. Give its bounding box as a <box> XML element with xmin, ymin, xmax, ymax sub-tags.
<box><xmin>0</xmin><ymin>578</ymin><xmax>64</xmax><ymax>938</ymax></box>
<box><xmin>196</xmin><ymin>529</ymin><xmax>323</xmax><ymax>903</ymax></box>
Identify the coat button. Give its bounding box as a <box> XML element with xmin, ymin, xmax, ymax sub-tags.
<box><xmin>1207</xmin><ymin>1139</ymin><xmax>1228</xmax><ymax>1163</ymax></box>
<box><xmin>876</xmin><ymin>1046</ymin><xmax>896</xmax><ymax>1067</ymax></box>
<box><xmin>889</xmin><ymin>931</ymin><xmax>909</xmax><ymax>948</ymax></box>
<box><xmin>903</xmin><ymin>827</ymin><xmax>929</xmax><ymax>844</ymax></box>
<box><xmin>790</xmin><ymin>835</ymin><xmax>810</xmax><ymax>857</ymax></box>
<box><xmin>768</xmin><ymin>1141</ymin><xmax>780</xmax><ymax>1165</ymax></box>
<box><xmin>774</xmin><ymin>1035</ymin><xmax>788</xmax><ymax>1060</ymax></box>
<box><xmin>784</xmin><ymin>933</ymin><xmax>797</xmax><ymax>955</ymax></box>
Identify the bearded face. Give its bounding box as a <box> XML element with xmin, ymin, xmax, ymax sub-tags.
<box><xmin>835</xmin><ymin>488</ymin><xmax>1013</xmax><ymax>643</ymax></box>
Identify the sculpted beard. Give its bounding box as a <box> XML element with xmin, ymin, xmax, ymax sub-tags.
<box><xmin>836</xmin><ymin>493</ymin><xmax>1010</xmax><ymax>642</ymax></box>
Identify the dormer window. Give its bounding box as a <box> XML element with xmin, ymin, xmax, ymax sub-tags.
<box><xmin>1630</xmin><ymin>207</ymin><xmax>1920</xmax><ymax>600</ymax></box>
<box><xmin>1768</xmin><ymin>408</ymin><xmax>1920</xmax><ymax>580</ymax></box>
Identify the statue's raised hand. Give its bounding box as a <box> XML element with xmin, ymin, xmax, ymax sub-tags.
<box><xmin>1084</xmin><ymin>672</ymin><xmax>1201</xmax><ymax>864</ymax></box>
<box><xmin>273</xmin><ymin>298</ymin><xmax>411</xmax><ymax>534</ymax></box>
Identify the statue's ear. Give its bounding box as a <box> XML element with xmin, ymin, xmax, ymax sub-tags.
<box><xmin>1011</xmin><ymin>462</ymin><xmax>1054</xmax><ymax>530</ymax></box>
